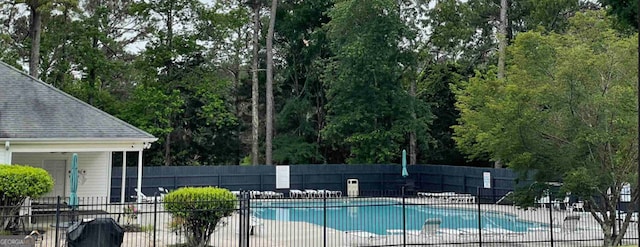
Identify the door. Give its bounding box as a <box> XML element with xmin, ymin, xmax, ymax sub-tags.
<box><xmin>41</xmin><ymin>160</ymin><xmax>67</xmax><ymax>198</ymax></box>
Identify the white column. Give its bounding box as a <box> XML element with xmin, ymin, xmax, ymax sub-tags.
<box><xmin>0</xmin><ymin>141</ymin><xmax>11</xmax><ymax>164</ymax></box>
<box><xmin>120</xmin><ymin>151</ymin><xmax>127</xmax><ymax>204</ymax></box>
<box><xmin>137</xmin><ymin>150</ymin><xmax>143</xmax><ymax>203</ymax></box>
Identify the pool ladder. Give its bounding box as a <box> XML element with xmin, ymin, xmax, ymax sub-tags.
<box><xmin>496</xmin><ymin>191</ymin><xmax>513</xmax><ymax>204</ymax></box>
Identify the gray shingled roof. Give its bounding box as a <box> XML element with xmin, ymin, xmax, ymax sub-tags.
<box><xmin>0</xmin><ymin>62</ymin><xmax>155</xmax><ymax>140</ymax></box>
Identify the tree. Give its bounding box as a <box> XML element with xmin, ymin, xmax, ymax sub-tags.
<box><xmin>453</xmin><ymin>11</ymin><xmax>638</xmax><ymax>246</ymax></box>
<box><xmin>599</xmin><ymin>0</ymin><xmax>638</xmax><ymax>31</ymax></box>
<box><xmin>323</xmin><ymin>0</ymin><xmax>424</xmax><ymax>164</ymax></box>
<box><xmin>164</xmin><ymin>187</ymin><xmax>236</xmax><ymax>247</ymax></box>
<box><xmin>265</xmin><ymin>0</ymin><xmax>278</xmax><ymax>165</ymax></box>
<box><xmin>272</xmin><ymin>0</ymin><xmax>333</xmax><ymax>164</ymax></box>
<box><xmin>10</xmin><ymin>0</ymin><xmax>78</xmax><ymax>78</ymax></box>
<box><xmin>250</xmin><ymin>0</ymin><xmax>261</xmax><ymax>165</ymax></box>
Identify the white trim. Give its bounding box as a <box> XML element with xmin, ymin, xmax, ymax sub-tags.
<box><xmin>121</xmin><ymin>152</ymin><xmax>127</xmax><ymax>204</ymax></box>
<box><xmin>137</xmin><ymin>150</ymin><xmax>143</xmax><ymax>204</ymax></box>
<box><xmin>106</xmin><ymin>152</ymin><xmax>113</xmax><ymax>201</ymax></box>
<box><xmin>0</xmin><ymin>138</ymin><xmax>157</xmax><ymax>143</ymax></box>
<box><xmin>9</xmin><ymin>142</ymin><xmax>149</xmax><ymax>152</ymax></box>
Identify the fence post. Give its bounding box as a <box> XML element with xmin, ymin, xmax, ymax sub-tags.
<box><xmin>238</xmin><ymin>191</ymin><xmax>250</xmax><ymax>247</ymax></box>
<box><xmin>549</xmin><ymin>201</ymin><xmax>554</xmax><ymax>247</ymax></box>
<box><xmin>402</xmin><ymin>186</ymin><xmax>407</xmax><ymax>247</ymax></box>
<box><xmin>323</xmin><ymin>194</ymin><xmax>327</xmax><ymax>247</ymax></box>
<box><xmin>55</xmin><ymin>196</ymin><xmax>61</xmax><ymax>247</ymax></box>
<box><xmin>153</xmin><ymin>195</ymin><xmax>158</xmax><ymax>247</ymax></box>
<box><xmin>477</xmin><ymin>187</ymin><xmax>482</xmax><ymax>247</ymax></box>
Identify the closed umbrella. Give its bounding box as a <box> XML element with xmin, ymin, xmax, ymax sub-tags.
<box><xmin>69</xmin><ymin>153</ymin><xmax>79</xmax><ymax>211</ymax></box>
<box><xmin>401</xmin><ymin>149</ymin><xmax>408</xmax><ymax>178</ymax></box>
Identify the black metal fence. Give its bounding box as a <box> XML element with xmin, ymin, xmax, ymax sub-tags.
<box><xmin>3</xmin><ymin>193</ymin><xmax>639</xmax><ymax>247</ymax></box>
<box><xmin>111</xmin><ymin>164</ymin><xmax>520</xmax><ymax>203</ymax></box>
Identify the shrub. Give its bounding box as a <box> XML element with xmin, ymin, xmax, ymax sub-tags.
<box><xmin>0</xmin><ymin>164</ymin><xmax>53</xmax><ymax>231</ymax></box>
<box><xmin>164</xmin><ymin>187</ymin><xmax>236</xmax><ymax>247</ymax></box>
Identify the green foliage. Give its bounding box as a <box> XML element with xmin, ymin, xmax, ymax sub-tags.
<box><xmin>274</xmin><ymin>0</ymin><xmax>334</xmax><ymax>163</ymax></box>
<box><xmin>0</xmin><ymin>165</ymin><xmax>53</xmax><ymax>231</ymax></box>
<box><xmin>0</xmin><ymin>165</ymin><xmax>53</xmax><ymax>198</ymax></box>
<box><xmin>599</xmin><ymin>0</ymin><xmax>638</xmax><ymax>31</ymax></box>
<box><xmin>454</xmin><ymin>10</ymin><xmax>638</xmax><ymax>245</ymax></box>
<box><xmin>418</xmin><ymin>63</ymin><xmax>485</xmax><ymax>165</ymax></box>
<box><xmin>322</xmin><ymin>0</ymin><xmax>425</xmax><ymax>164</ymax></box>
<box><xmin>164</xmin><ymin>187</ymin><xmax>236</xmax><ymax>247</ymax></box>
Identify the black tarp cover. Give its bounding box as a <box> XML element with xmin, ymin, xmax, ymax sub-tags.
<box><xmin>66</xmin><ymin>218</ymin><xmax>124</xmax><ymax>247</ymax></box>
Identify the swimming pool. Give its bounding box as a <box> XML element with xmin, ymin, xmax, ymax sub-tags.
<box><xmin>252</xmin><ymin>199</ymin><xmax>544</xmax><ymax>235</ymax></box>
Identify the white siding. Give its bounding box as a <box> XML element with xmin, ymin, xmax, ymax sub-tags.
<box><xmin>12</xmin><ymin>152</ymin><xmax>111</xmax><ymax>201</ymax></box>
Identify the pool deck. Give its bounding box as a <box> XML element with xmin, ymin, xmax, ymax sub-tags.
<box><xmin>32</xmin><ymin>197</ymin><xmax>640</xmax><ymax>247</ymax></box>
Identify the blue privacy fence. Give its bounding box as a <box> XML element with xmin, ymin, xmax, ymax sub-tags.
<box><xmin>110</xmin><ymin>164</ymin><xmax>521</xmax><ymax>203</ymax></box>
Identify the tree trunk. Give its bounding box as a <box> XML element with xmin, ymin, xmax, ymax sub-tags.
<box><xmin>265</xmin><ymin>0</ymin><xmax>278</xmax><ymax>165</ymax></box>
<box><xmin>251</xmin><ymin>1</ymin><xmax>260</xmax><ymax>165</ymax></box>
<box><xmin>409</xmin><ymin>73</ymin><xmax>417</xmax><ymax>165</ymax></box>
<box><xmin>28</xmin><ymin>4</ymin><xmax>42</xmax><ymax>78</ymax></box>
<box><xmin>494</xmin><ymin>0</ymin><xmax>508</xmax><ymax>169</ymax></box>
<box><xmin>164</xmin><ymin>131</ymin><xmax>171</xmax><ymax>166</ymax></box>
<box><xmin>497</xmin><ymin>0</ymin><xmax>508</xmax><ymax>80</ymax></box>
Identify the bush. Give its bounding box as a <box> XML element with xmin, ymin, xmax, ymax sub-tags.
<box><xmin>0</xmin><ymin>164</ymin><xmax>53</xmax><ymax>231</ymax></box>
<box><xmin>164</xmin><ymin>187</ymin><xmax>236</xmax><ymax>247</ymax></box>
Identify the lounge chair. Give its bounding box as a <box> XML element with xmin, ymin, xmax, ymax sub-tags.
<box><xmin>262</xmin><ymin>191</ymin><xmax>284</xmax><ymax>199</ymax></box>
<box><xmin>529</xmin><ymin>215</ymin><xmax>581</xmax><ymax>233</ymax></box>
<box><xmin>249</xmin><ymin>190</ymin><xmax>263</xmax><ymax>199</ymax></box>
<box><xmin>133</xmin><ymin>188</ymin><xmax>164</xmax><ymax>202</ymax></box>
<box><xmin>387</xmin><ymin>218</ymin><xmax>443</xmax><ymax>244</ymax></box>
<box><xmin>289</xmin><ymin>189</ymin><xmax>306</xmax><ymax>198</ymax></box>
<box><xmin>559</xmin><ymin>215</ymin><xmax>580</xmax><ymax>232</ymax></box>
<box><xmin>231</xmin><ymin>191</ymin><xmax>240</xmax><ymax>197</ymax></box>
<box><xmin>537</xmin><ymin>195</ymin><xmax>550</xmax><ymax>208</ymax></box>
<box><xmin>345</xmin><ymin>231</ymin><xmax>388</xmax><ymax>246</ymax></box>
<box><xmin>304</xmin><ymin>189</ymin><xmax>319</xmax><ymax>198</ymax></box>
<box><xmin>571</xmin><ymin>201</ymin><xmax>584</xmax><ymax>212</ymax></box>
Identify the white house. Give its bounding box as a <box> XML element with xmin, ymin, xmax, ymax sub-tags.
<box><xmin>0</xmin><ymin>62</ymin><xmax>157</xmax><ymax>204</ymax></box>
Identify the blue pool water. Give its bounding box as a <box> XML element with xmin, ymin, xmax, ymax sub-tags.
<box><xmin>252</xmin><ymin>199</ymin><xmax>544</xmax><ymax>235</ymax></box>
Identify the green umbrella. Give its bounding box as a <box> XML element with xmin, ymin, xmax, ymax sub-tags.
<box><xmin>402</xmin><ymin>149</ymin><xmax>408</xmax><ymax>177</ymax></box>
<box><xmin>69</xmin><ymin>153</ymin><xmax>79</xmax><ymax>210</ymax></box>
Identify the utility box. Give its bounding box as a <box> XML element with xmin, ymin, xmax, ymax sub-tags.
<box><xmin>347</xmin><ymin>179</ymin><xmax>359</xmax><ymax>197</ymax></box>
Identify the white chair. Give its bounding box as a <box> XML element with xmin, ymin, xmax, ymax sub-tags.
<box><xmin>316</xmin><ymin>189</ymin><xmax>331</xmax><ymax>198</ymax></box>
<box><xmin>262</xmin><ymin>191</ymin><xmax>284</xmax><ymax>199</ymax></box>
<box><xmin>231</xmin><ymin>191</ymin><xmax>240</xmax><ymax>197</ymax></box>
<box><xmin>249</xmin><ymin>190</ymin><xmax>263</xmax><ymax>199</ymax></box>
<box><xmin>345</xmin><ymin>231</ymin><xmax>388</xmax><ymax>246</ymax></box>
<box><xmin>289</xmin><ymin>189</ymin><xmax>305</xmax><ymax>198</ymax></box>
<box><xmin>304</xmin><ymin>189</ymin><xmax>319</xmax><ymax>198</ymax></box>
<box><xmin>332</xmin><ymin>190</ymin><xmax>343</xmax><ymax>197</ymax></box>
<box><xmin>387</xmin><ymin>218</ymin><xmax>442</xmax><ymax>237</ymax></box>
<box><xmin>537</xmin><ymin>195</ymin><xmax>550</xmax><ymax>208</ymax></box>
<box><xmin>249</xmin><ymin>216</ymin><xmax>263</xmax><ymax>235</ymax></box>
<box><xmin>571</xmin><ymin>201</ymin><xmax>584</xmax><ymax>212</ymax></box>
<box><xmin>559</xmin><ymin>215</ymin><xmax>581</xmax><ymax>232</ymax></box>
<box><xmin>134</xmin><ymin>188</ymin><xmax>163</xmax><ymax>202</ymax></box>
